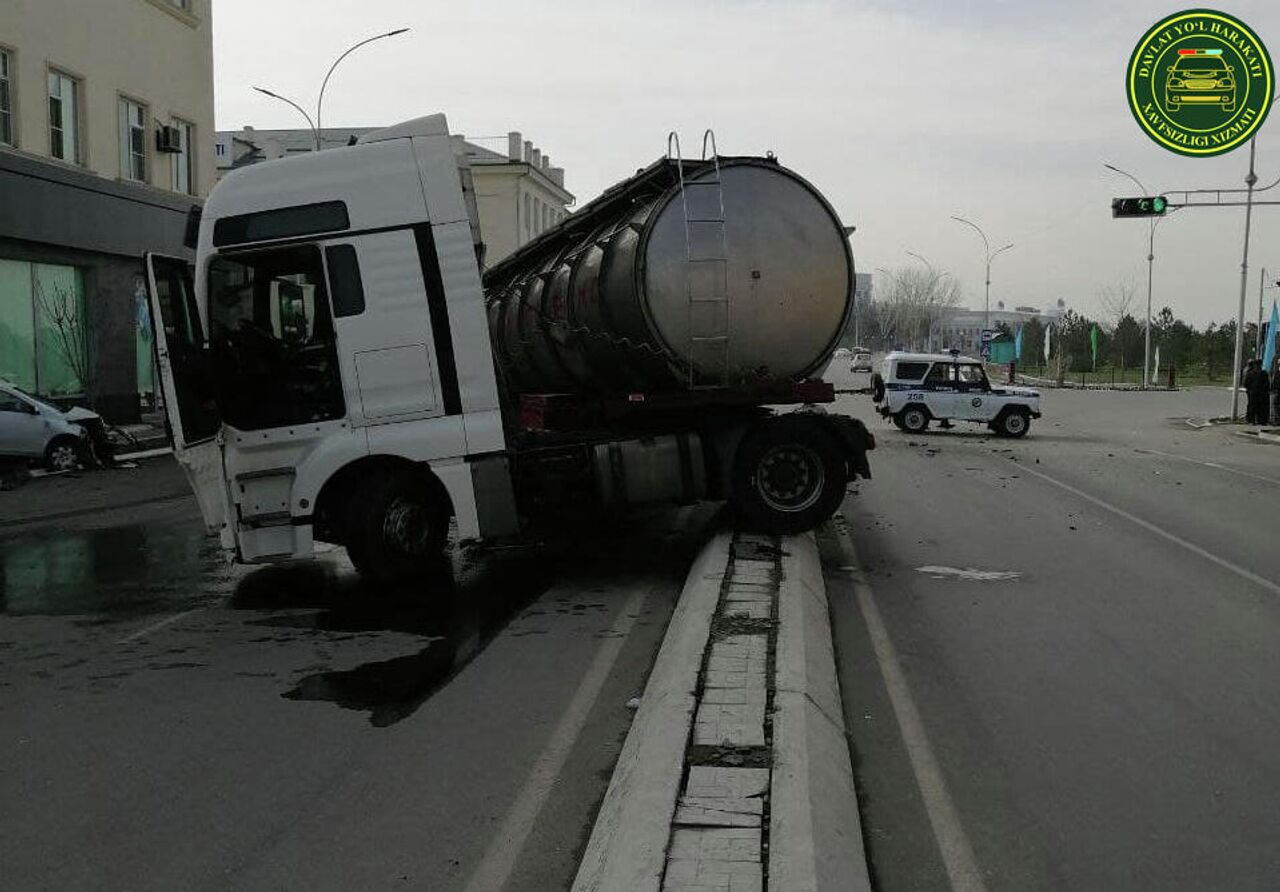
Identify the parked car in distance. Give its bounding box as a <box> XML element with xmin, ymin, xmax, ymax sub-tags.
<box><xmin>0</xmin><ymin>381</ymin><xmax>88</xmax><ymax>470</ymax></box>
<box><xmin>851</xmin><ymin>350</ymin><xmax>873</xmax><ymax>372</ymax></box>
<box><xmin>870</xmin><ymin>351</ymin><xmax>1042</xmax><ymax>438</ymax></box>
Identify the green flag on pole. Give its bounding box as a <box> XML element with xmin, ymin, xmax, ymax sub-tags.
<box><xmin>1090</xmin><ymin>324</ymin><xmax>1099</xmax><ymax>369</ymax></box>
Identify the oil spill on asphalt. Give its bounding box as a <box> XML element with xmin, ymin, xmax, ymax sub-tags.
<box><xmin>234</xmin><ymin>551</ymin><xmax>563</xmax><ymax>727</ymax></box>
<box><xmin>0</xmin><ymin>519</ymin><xmax>228</xmax><ymax>617</ymax></box>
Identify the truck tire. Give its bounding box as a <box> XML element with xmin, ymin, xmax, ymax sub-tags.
<box><xmin>993</xmin><ymin>408</ymin><xmax>1030</xmax><ymax>438</ymax></box>
<box><xmin>730</xmin><ymin>416</ymin><xmax>847</xmax><ymax>535</ymax></box>
<box><xmin>345</xmin><ymin>472</ymin><xmax>450</xmax><ymax>585</ymax></box>
<box><xmin>897</xmin><ymin>406</ymin><xmax>929</xmax><ymax>434</ymax></box>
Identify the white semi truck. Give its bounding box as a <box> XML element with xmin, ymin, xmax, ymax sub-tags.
<box><xmin>145</xmin><ymin>115</ymin><xmax>873</xmax><ymax>583</ymax></box>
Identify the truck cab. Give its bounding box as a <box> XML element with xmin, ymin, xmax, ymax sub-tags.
<box><xmin>147</xmin><ymin>115</ymin><xmax>873</xmax><ymax>584</ymax></box>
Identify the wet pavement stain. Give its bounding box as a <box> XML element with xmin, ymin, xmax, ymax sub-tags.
<box><xmin>0</xmin><ymin>519</ymin><xmax>228</xmax><ymax>618</ymax></box>
<box><xmin>232</xmin><ymin>550</ymin><xmax>562</xmax><ymax>727</ymax></box>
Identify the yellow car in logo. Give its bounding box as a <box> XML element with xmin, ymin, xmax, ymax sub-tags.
<box><xmin>1165</xmin><ymin>51</ymin><xmax>1236</xmax><ymax>112</ymax></box>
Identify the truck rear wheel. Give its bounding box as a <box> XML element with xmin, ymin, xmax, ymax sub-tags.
<box><xmin>345</xmin><ymin>473</ymin><xmax>450</xmax><ymax>585</ymax></box>
<box><xmin>730</xmin><ymin>417</ymin><xmax>847</xmax><ymax>535</ymax></box>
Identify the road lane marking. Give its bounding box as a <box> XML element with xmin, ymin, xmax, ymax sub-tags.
<box><xmin>464</xmin><ymin>581</ymin><xmax>650</xmax><ymax>892</ymax></box>
<box><xmin>832</xmin><ymin>522</ymin><xmax>989</xmax><ymax>892</ymax></box>
<box><xmin>1015</xmin><ymin>462</ymin><xmax>1280</xmax><ymax>597</ymax></box>
<box><xmin>115</xmin><ymin>608</ymin><xmax>204</xmax><ymax>645</ymax></box>
<box><xmin>1134</xmin><ymin>448</ymin><xmax>1280</xmax><ymax>487</ymax></box>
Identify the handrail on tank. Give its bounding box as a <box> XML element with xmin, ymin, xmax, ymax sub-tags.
<box><xmin>701</xmin><ymin>129</ymin><xmax>718</xmax><ymax>161</ymax></box>
<box><xmin>666</xmin><ymin>131</ymin><xmax>683</xmax><ymax>163</ymax></box>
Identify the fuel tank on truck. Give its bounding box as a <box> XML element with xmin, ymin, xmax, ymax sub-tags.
<box><xmin>483</xmin><ymin>154</ymin><xmax>853</xmax><ymax>394</ymax></box>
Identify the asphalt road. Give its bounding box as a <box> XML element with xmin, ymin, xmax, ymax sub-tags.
<box><xmin>824</xmin><ymin>370</ymin><xmax>1280</xmax><ymax>891</ymax></box>
<box><xmin>0</xmin><ymin>464</ymin><xmax>714</xmax><ymax>891</ymax></box>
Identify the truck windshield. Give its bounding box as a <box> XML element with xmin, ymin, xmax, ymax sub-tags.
<box><xmin>207</xmin><ymin>245</ymin><xmax>344</xmax><ymax>431</ymax></box>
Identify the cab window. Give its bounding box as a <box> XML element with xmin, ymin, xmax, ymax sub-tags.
<box><xmin>207</xmin><ymin>245</ymin><xmax>345</xmax><ymax>431</ymax></box>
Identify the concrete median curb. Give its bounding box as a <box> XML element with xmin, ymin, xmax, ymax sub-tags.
<box><xmin>771</xmin><ymin>532</ymin><xmax>871</xmax><ymax>892</ymax></box>
<box><xmin>572</xmin><ymin>530</ymin><xmax>732</xmax><ymax>892</ymax></box>
<box><xmin>573</xmin><ymin>527</ymin><xmax>870</xmax><ymax>892</ymax></box>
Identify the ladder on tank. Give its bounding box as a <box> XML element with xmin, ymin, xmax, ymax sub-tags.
<box><xmin>668</xmin><ymin>130</ymin><xmax>730</xmax><ymax>389</ymax></box>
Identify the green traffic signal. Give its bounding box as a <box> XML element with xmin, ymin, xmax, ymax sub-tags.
<box><xmin>1112</xmin><ymin>196</ymin><xmax>1169</xmax><ymax>218</ymax></box>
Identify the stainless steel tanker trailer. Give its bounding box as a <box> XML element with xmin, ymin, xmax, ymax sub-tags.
<box><xmin>144</xmin><ymin>115</ymin><xmax>872</xmax><ymax>582</ymax></box>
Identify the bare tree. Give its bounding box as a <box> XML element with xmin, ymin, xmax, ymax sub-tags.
<box><xmin>34</xmin><ymin>276</ymin><xmax>89</xmax><ymax>393</ymax></box>
<box><xmin>1096</xmin><ymin>280</ymin><xmax>1137</xmax><ymax>332</ymax></box>
<box><xmin>876</xmin><ymin>266</ymin><xmax>962</xmax><ymax>351</ymax></box>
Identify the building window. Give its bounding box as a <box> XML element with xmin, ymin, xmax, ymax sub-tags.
<box><xmin>119</xmin><ymin>98</ymin><xmax>148</xmax><ymax>181</ymax></box>
<box><xmin>171</xmin><ymin>118</ymin><xmax>194</xmax><ymax>194</ymax></box>
<box><xmin>48</xmin><ymin>70</ymin><xmax>80</xmax><ymax>163</ymax></box>
<box><xmin>523</xmin><ymin>194</ymin><xmax>531</xmax><ymax>238</ymax></box>
<box><xmin>0</xmin><ymin>50</ymin><xmax>13</xmax><ymax>146</ymax></box>
<box><xmin>0</xmin><ymin>259</ymin><xmax>87</xmax><ymax>396</ymax></box>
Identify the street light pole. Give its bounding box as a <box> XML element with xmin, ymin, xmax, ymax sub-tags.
<box><xmin>316</xmin><ymin>28</ymin><xmax>410</xmax><ymax>148</ymax></box>
<box><xmin>252</xmin><ymin>87</ymin><xmax>318</xmax><ymax>148</ymax></box>
<box><xmin>951</xmin><ymin>216</ymin><xmax>1012</xmax><ymax>334</ymax></box>
<box><xmin>1230</xmin><ymin>137</ymin><xmax>1259</xmax><ymax>422</ymax></box>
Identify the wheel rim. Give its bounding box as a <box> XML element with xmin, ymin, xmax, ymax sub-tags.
<box><xmin>755</xmin><ymin>444</ymin><xmax>826</xmax><ymax>513</ymax></box>
<box><xmin>1006</xmin><ymin>414</ymin><xmax>1026</xmax><ymax>434</ymax></box>
<box><xmin>383</xmin><ymin>497</ymin><xmax>434</xmax><ymax>555</ymax></box>
<box><xmin>905</xmin><ymin>410</ymin><xmax>926</xmax><ymax>431</ymax></box>
<box><xmin>49</xmin><ymin>444</ymin><xmax>78</xmax><ymax>471</ymax></box>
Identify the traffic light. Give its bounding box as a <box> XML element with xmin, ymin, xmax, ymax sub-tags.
<box><xmin>1112</xmin><ymin>196</ymin><xmax>1168</xmax><ymax>217</ymax></box>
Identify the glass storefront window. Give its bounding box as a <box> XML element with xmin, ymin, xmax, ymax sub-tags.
<box><xmin>0</xmin><ymin>259</ymin><xmax>86</xmax><ymax>397</ymax></box>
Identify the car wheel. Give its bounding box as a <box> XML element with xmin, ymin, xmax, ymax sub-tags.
<box><xmin>730</xmin><ymin>416</ymin><xmax>847</xmax><ymax>535</ymax></box>
<box><xmin>994</xmin><ymin>409</ymin><xmax>1030</xmax><ymax>438</ymax></box>
<box><xmin>345</xmin><ymin>472</ymin><xmax>451</xmax><ymax>585</ymax></box>
<box><xmin>44</xmin><ymin>436</ymin><xmax>82</xmax><ymax>472</ymax></box>
<box><xmin>897</xmin><ymin>407</ymin><xmax>929</xmax><ymax>434</ymax></box>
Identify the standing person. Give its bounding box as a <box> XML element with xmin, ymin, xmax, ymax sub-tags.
<box><xmin>1243</xmin><ymin>360</ymin><xmax>1261</xmax><ymax>424</ymax></box>
<box><xmin>1253</xmin><ymin>358</ymin><xmax>1272</xmax><ymax>426</ymax></box>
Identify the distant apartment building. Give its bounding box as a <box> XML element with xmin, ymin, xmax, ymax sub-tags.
<box><xmin>0</xmin><ymin>0</ymin><xmax>214</xmax><ymax>421</ymax></box>
<box><xmin>936</xmin><ymin>301</ymin><xmax>1067</xmax><ymax>354</ymax></box>
<box><xmin>215</xmin><ymin>126</ymin><xmax>573</xmax><ymax>266</ymax></box>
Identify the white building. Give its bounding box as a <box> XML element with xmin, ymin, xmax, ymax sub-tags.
<box><xmin>936</xmin><ymin>300</ymin><xmax>1067</xmax><ymax>354</ymax></box>
<box><xmin>214</xmin><ymin>126</ymin><xmax>574</xmax><ymax>267</ymax></box>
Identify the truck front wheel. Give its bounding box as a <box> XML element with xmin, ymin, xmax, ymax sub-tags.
<box><xmin>730</xmin><ymin>417</ymin><xmax>847</xmax><ymax>534</ymax></box>
<box><xmin>993</xmin><ymin>408</ymin><xmax>1031</xmax><ymax>438</ymax></box>
<box><xmin>345</xmin><ymin>472</ymin><xmax>450</xmax><ymax>584</ymax></box>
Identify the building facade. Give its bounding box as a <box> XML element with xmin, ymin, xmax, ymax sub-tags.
<box><xmin>215</xmin><ymin>126</ymin><xmax>573</xmax><ymax>267</ymax></box>
<box><xmin>0</xmin><ymin>0</ymin><xmax>215</xmax><ymax>421</ymax></box>
<box><xmin>936</xmin><ymin>301</ymin><xmax>1067</xmax><ymax>355</ymax></box>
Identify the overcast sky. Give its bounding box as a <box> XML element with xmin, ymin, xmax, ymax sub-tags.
<box><xmin>213</xmin><ymin>0</ymin><xmax>1280</xmax><ymax>327</ymax></box>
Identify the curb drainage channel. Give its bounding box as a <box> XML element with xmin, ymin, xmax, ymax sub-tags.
<box><xmin>661</xmin><ymin>531</ymin><xmax>781</xmax><ymax>892</ymax></box>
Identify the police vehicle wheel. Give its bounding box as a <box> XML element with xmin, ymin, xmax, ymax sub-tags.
<box><xmin>870</xmin><ymin>372</ymin><xmax>886</xmax><ymax>402</ymax></box>
<box><xmin>346</xmin><ymin>472</ymin><xmax>450</xmax><ymax>584</ymax></box>
<box><xmin>898</xmin><ymin>407</ymin><xmax>929</xmax><ymax>434</ymax></box>
<box><xmin>730</xmin><ymin>416</ymin><xmax>846</xmax><ymax>535</ymax></box>
<box><xmin>994</xmin><ymin>409</ymin><xmax>1030</xmax><ymax>438</ymax></box>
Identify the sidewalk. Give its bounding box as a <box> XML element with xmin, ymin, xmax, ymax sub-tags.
<box><xmin>574</xmin><ymin>529</ymin><xmax>868</xmax><ymax>892</ymax></box>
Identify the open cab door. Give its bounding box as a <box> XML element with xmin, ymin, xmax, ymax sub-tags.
<box><xmin>144</xmin><ymin>253</ymin><xmax>227</xmax><ymax>535</ymax></box>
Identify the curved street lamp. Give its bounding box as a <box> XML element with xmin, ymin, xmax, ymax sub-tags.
<box><xmin>316</xmin><ymin>28</ymin><xmax>411</xmax><ymax>143</ymax></box>
<box><xmin>252</xmin><ymin>86</ymin><xmax>318</xmax><ymax>147</ymax></box>
<box><xmin>951</xmin><ymin>215</ymin><xmax>1013</xmax><ymax>333</ymax></box>
<box><xmin>253</xmin><ymin>28</ymin><xmax>410</xmax><ymax>152</ymax></box>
